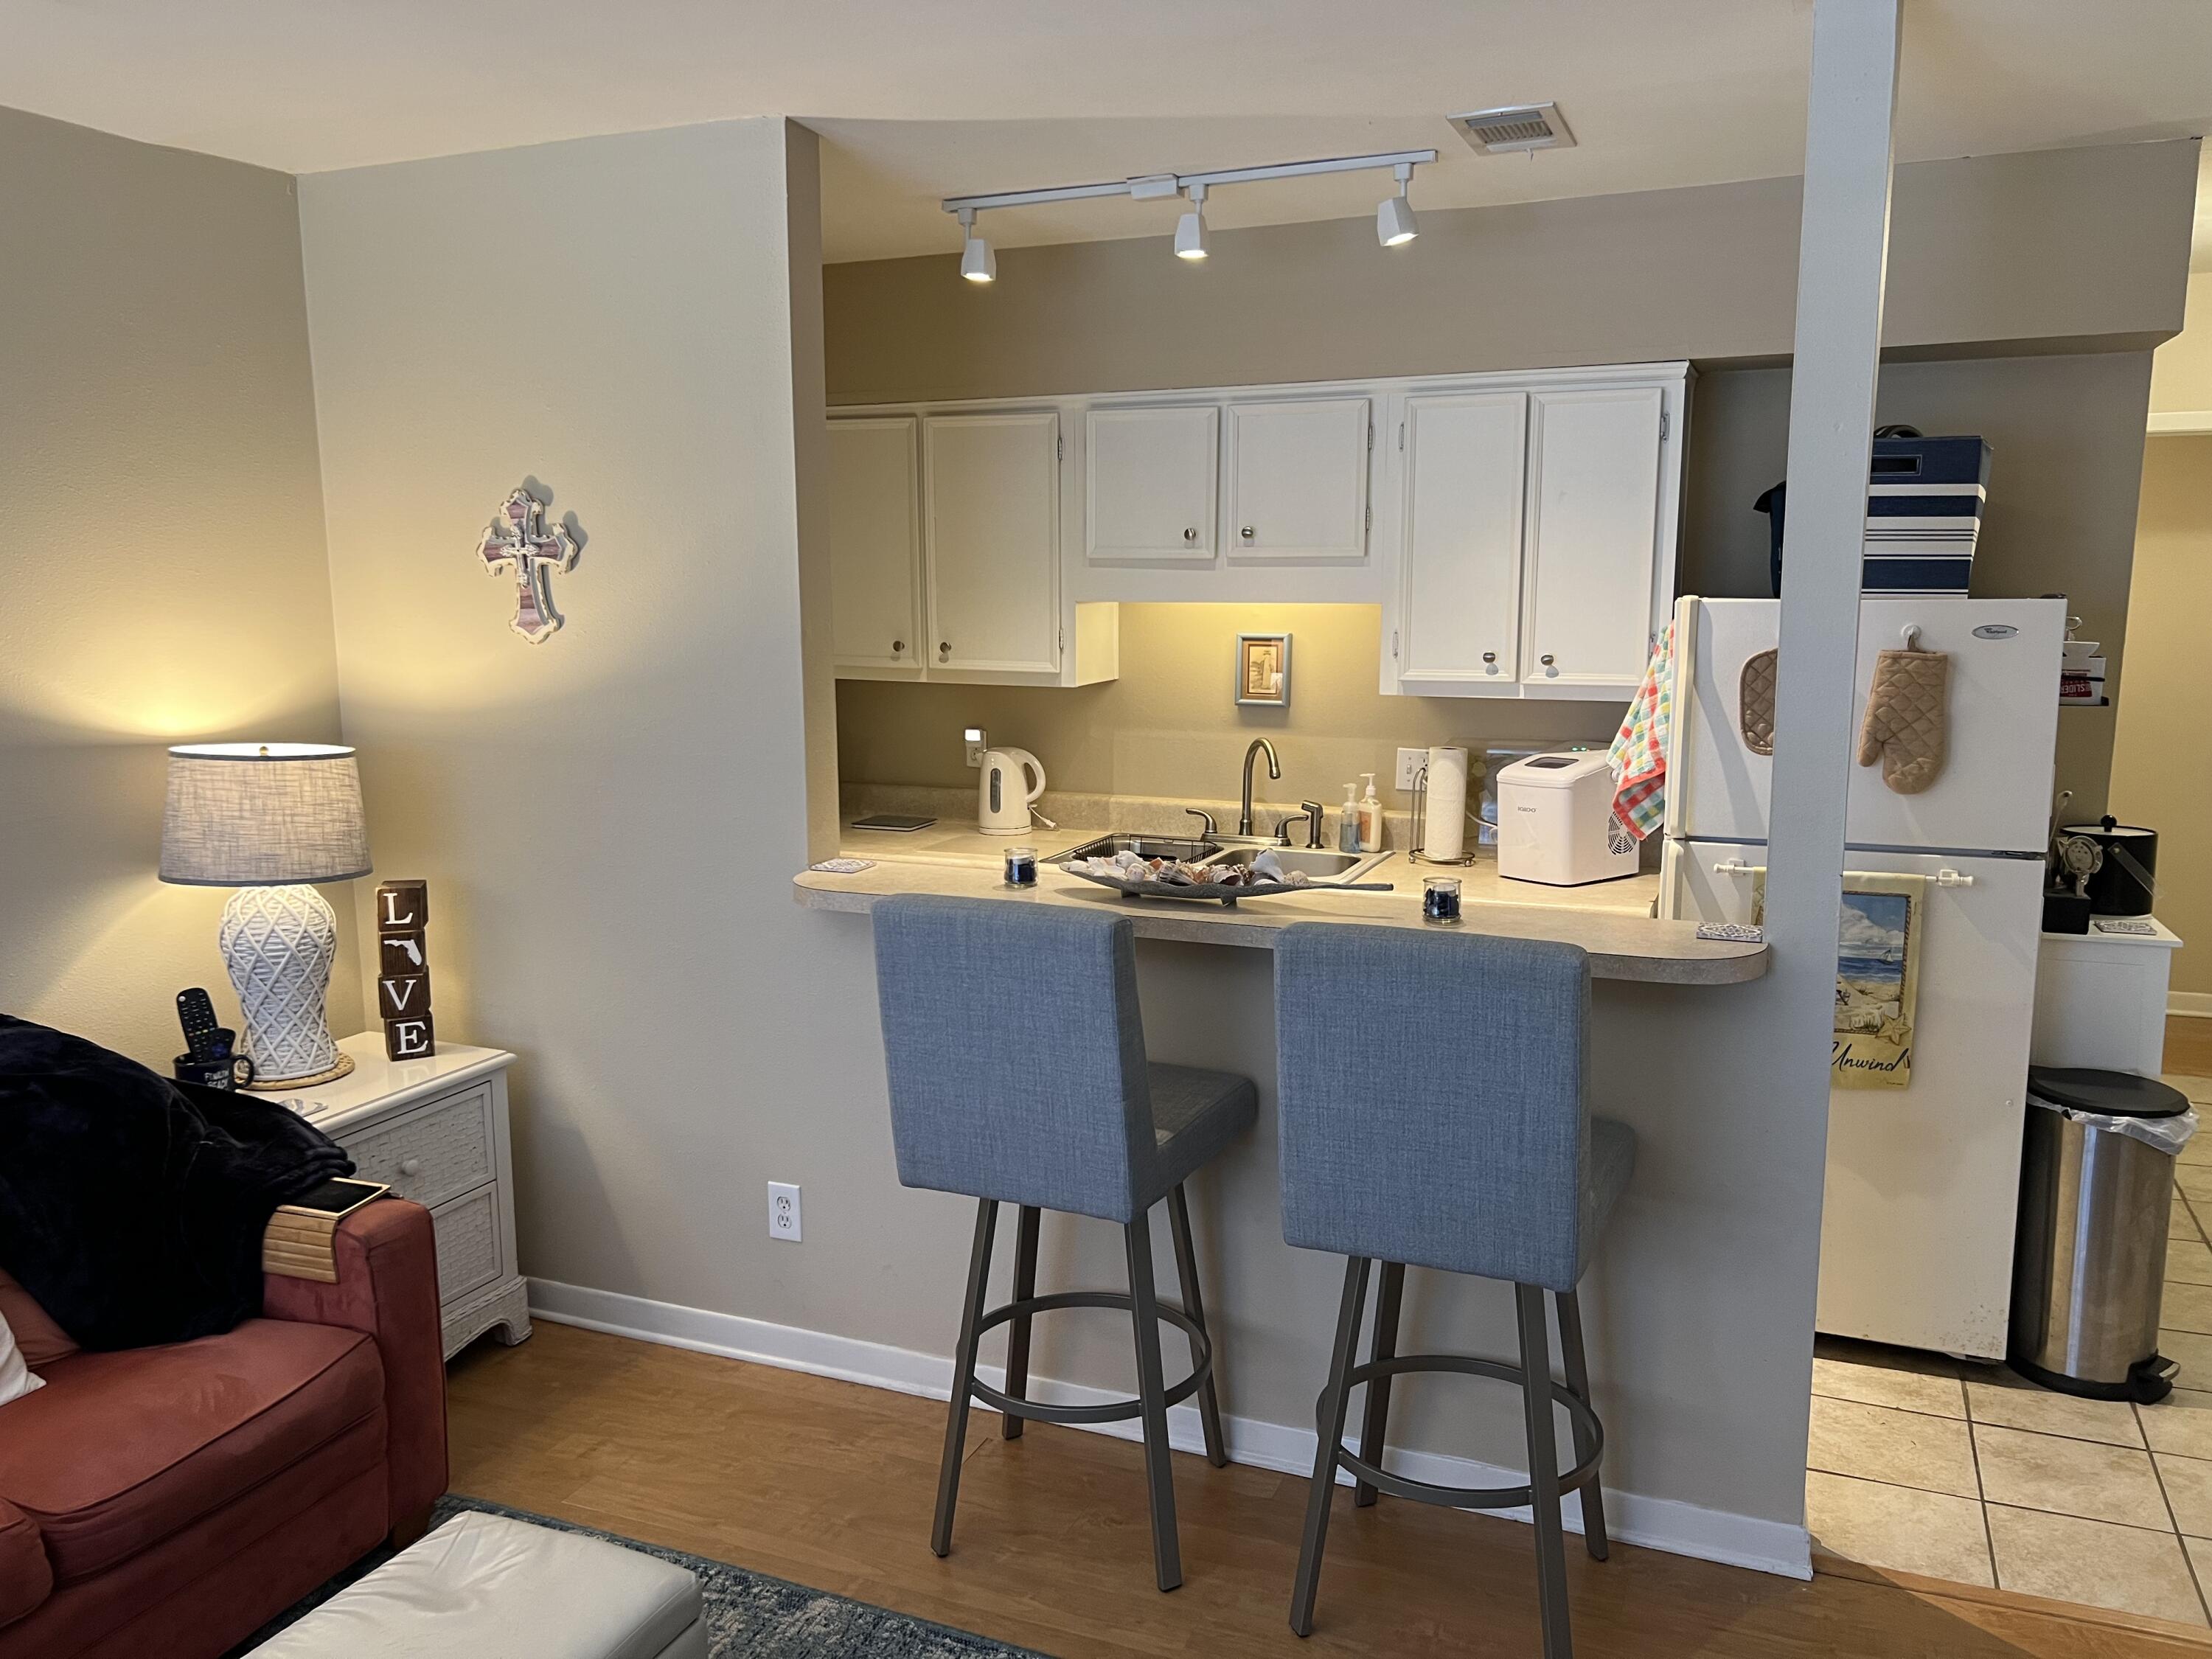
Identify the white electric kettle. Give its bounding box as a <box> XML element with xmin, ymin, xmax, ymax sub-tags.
<box><xmin>978</xmin><ymin>747</ymin><xmax>1046</xmax><ymax>835</ymax></box>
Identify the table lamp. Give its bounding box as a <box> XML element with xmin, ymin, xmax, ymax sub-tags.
<box><xmin>159</xmin><ymin>742</ymin><xmax>372</xmax><ymax>1088</ymax></box>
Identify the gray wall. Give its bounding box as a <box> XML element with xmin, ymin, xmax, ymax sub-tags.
<box><xmin>0</xmin><ymin>106</ymin><xmax>362</xmax><ymax>1062</ymax></box>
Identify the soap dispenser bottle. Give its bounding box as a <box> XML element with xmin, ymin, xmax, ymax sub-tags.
<box><xmin>1338</xmin><ymin>785</ymin><xmax>1360</xmax><ymax>852</ymax></box>
<box><xmin>1357</xmin><ymin>773</ymin><xmax>1382</xmax><ymax>852</ymax></box>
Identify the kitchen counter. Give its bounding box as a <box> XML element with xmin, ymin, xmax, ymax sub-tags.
<box><xmin>798</xmin><ymin>831</ymin><xmax>1763</xmax><ymax>985</ymax></box>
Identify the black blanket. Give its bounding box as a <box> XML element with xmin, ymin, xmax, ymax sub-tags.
<box><xmin>0</xmin><ymin>1014</ymin><xmax>354</xmax><ymax>1350</ymax></box>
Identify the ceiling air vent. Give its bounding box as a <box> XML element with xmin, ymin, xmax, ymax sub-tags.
<box><xmin>1451</xmin><ymin>102</ymin><xmax>1576</xmax><ymax>156</ymax></box>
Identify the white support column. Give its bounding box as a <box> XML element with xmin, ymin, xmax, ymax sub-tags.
<box><xmin>1767</xmin><ymin>0</ymin><xmax>1901</xmax><ymax>1390</ymax></box>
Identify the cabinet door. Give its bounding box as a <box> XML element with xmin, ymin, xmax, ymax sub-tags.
<box><xmin>1087</xmin><ymin>406</ymin><xmax>1218</xmax><ymax>560</ymax></box>
<box><xmin>827</xmin><ymin>418</ymin><xmax>922</xmax><ymax>673</ymax></box>
<box><xmin>1225</xmin><ymin>397</ymin><xmax>1369</xmax><ymax>560</ymax></box>
<box><xmin>924</xmin><ymin>412</ymin><xmax>1061</xmax><ymax>675</ymax></box>
<box><xmin>1396</xmin><ymin>392</ymin><xmax>1528</xmax><ymax>688</ymax></box>
<box><xmin>1521</xmin><ymin>386</ymin><xmax>1664</xmax><ymax>692</ymax></box>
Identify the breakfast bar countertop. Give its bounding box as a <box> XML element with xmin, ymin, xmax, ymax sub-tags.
<box><xmin>795</xmin><ymin>836</ymin><xmax>1767</xmax><ymax>986</ymax></box>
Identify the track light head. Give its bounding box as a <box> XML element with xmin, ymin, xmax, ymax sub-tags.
<box><xmin>1174</xmin><ymin>184</ymin><xmax>1208</xmax><ymax>261</ymax></box>
<box><xmin>958</xmin><ymin>208</ymin><xmax>996</xmax><ymax>282</ymax></box>
<box><xmin>1377</xmin><ymin>163</ymin><xmax>1418</xmax><ymax>247</ymax></box>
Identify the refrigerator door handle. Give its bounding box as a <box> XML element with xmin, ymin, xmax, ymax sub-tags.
<box><xmin>1935</xmin><ymin>867</ymin><xmax>1977</xmax><ymax>887</ymax></box>
<box><xmin>1713</xmin><ymin>858</ymin><xmax>1761</xmax><ymax>876</ymax></box>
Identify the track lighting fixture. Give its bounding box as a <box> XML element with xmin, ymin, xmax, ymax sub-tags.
<box><xmin>958</xmin><ymin>207</ymin><xmax>995</xmax><ymax>284</ymax></box>
<box><xmin>943</xmin><ymin>147</ymin><xmax>1435</xmax><ymax>285</ymax></box>
<box><xmin>1377</xmin><ymin>162</ymin><xmax>1419</xmax><ymax>247</ymax></box>
<box><xmin>1173</xmin><ymin>184</ymin><xmax>1208</xmax><ymax>261</ymax></box>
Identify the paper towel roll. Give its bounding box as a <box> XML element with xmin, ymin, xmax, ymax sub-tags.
<box><xmin>1422</xmin><ymin>746</ymin><xmax>1470</xmax><ymax>861</ymax></box>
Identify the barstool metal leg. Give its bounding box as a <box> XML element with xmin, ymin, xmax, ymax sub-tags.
<box><xmin>1002</xmin><ymin>1206</ymin><xmax>1042</xmax><ymax>1441</ymax></box>
<box><xmin>1166</xmin><ymin>1184</ymin><xmax>1228</xmax><ymax>1468</ymax></box>
<box><xmin>1354</xmin><ymin>1261</ymin><xmax>1405</xmax><ymax>1508</ymax></box>
<box><xmin>1290</xmin><ymin>1255</ymin><xmax>1371</xmax><ymax>1637</ymax></box>
<box><xmin>1515</xmin><ymin>1283</ymin><xmax>1574</xmax><ymax>1659</ymax></box>
<box><xmin>1554</xmin><ymin>1287</ymin><xmax>1608</xmax><ymax>1561</ymax></box>
<box><xmin>1124</xmin><ymin>1214</ymin><xmax>1184</xmax><ymax>1591</ymax></box>
<box><xmin>932</xmin><ymin>1199</ymin><xmax>998</xmax><ymax>1558</ymax></box>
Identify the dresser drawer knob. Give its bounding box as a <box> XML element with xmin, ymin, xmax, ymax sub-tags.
<box><xmin>398</xmin><ymin>1157</ymin><xmax>424</xmax><ymax>1177</ymax></box>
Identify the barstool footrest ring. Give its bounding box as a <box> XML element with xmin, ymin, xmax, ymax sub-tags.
<box><xmin>970</xmin><ymin>1290</ymin><xmax>1211</xmax><ymax>1427</ymax></box>
<box><xmin>1321</xmin><ymin>1353</ymin><xmax>1602</xmax><ymax>1511</ymax></box>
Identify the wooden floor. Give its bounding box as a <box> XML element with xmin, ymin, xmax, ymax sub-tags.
<box><xmin>2170</xmin><ymin>1015</ymin><xmax>2212</xmax><ymax>1079</ymax></box>
<box><xmin>449</xmin><ymin>1320</ymin><xmax>2212</xmax><ymax>1659</ymax></box>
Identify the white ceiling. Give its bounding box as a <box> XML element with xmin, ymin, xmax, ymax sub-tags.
<box><xmin>0</xmin><ymin>0</ymin><xmax>2205</xmax><ymax>264</ymax></box>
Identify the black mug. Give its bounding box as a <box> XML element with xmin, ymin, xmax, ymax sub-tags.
<box><xmin>176</xmin><ymin>1029</ymin><xmax>254</xmax><ymax>1091</ymax></box>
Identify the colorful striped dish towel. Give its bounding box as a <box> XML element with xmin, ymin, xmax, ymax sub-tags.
<box><xmin>1607</xmin><ymin>622</ymin><xmax>1674</xmax><ymax>839</ymax></box>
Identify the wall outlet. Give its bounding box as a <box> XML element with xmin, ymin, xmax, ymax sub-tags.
<box><xmin>964</xmin><ymin>727</ymin><xmax>987</xmax><ymax>768</ymax></box>
<box><xmin>768</xmin><ymin>1181</ymin><xmax>802</xmax><ymax>1242</ymax></box>
<box><xmin>1396</xmin><ymin>747</ymin><xmax>1427</xmax><ymax>790</ymax></box>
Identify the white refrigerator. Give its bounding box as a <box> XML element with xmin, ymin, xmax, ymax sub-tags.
<box><xmin>1658</xmin><ymin>596</ymin><xmax>2065</xmax><ymax>1359</ymax></box>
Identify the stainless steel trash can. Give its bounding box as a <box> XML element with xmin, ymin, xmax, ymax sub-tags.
<box><xmin>2010</xmin><ymin>1067</ymin><xmax>2194</xmax><ymax>1402</ymax></box>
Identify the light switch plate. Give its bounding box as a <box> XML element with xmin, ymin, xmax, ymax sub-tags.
<box><xmin>1396</xmin><ymin>748</ymin><xmax>1427</xmax><ymax>790</ymax></box>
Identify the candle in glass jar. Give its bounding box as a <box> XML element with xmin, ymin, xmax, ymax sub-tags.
<box><xmin>1005</xmin><ymin>846</ymin><xmax>1038</xmax><ymax>887</ymax></box>
<box><xmin>1422</xmin><ymin>875</ymin><xmax>1463</xmax><ymax>924</ymax></box>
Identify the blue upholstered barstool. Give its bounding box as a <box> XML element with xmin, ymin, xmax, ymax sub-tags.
<box><xmin>1273</xmin><ymin>924</ymin><xmax>1634</xmax><ymax>1655</ymax></box>
<box><xmin>872</xmin><ymin>894</ymin><xmax>1258</xmax><ymax>1591</ymax></box>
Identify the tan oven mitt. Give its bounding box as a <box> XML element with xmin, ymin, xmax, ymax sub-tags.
<box><xmin>1857</xmin><ymin>648</ymin><xmax>1951</xmax><ymax>794</ymax></box>
<box><xmin>1739</xmin><ymin>649</ymin><xmax>1778</xmax><ymax>755</ymax></box>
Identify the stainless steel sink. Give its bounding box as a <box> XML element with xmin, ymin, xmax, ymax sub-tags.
<box><xmin>1054</xmin><ymin>832</ymin><xmax>1392</xmax><ymax>887</ymax></box>
<box><xmin>1050</xmin><ymin>833</ymin><xmax>1220</xmax><ymax>864</ymax></box>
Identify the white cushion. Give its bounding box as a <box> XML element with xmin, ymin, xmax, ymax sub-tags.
<box><xmin>0</xmin><ymin>1312</ymin><xmax>42</xmax><ymax>1409</ymax></box>
<box><xmin>253</xmin><ymin>1511</ymin><xmax>702</xmax><ymax>1659</ymax></box>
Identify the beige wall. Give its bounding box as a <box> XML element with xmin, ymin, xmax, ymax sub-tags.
<box><xmin>837</xmin><ymin>604</ymin><xmax>1619</xmax><ymax>802</ymax></box>
<box><xmin>2111</xmin><ymin>437</ymin><xmax>2212</xmax><ymax>997</ymax></box>
<box><xmin>300</xmin><ymin>119</ymin><xmax>859</xmax><ymax>1325</ymax></box>
<box><xmin>2151</xmin><ymin>274</ymin><xmax>2212</xmax><ymax>419</ymax></box>
<box><xmin>827</xmin><ymin>142</ymin><xmax>2195</xmax><ymax>404</ymax></box>
<box><xmin>0</xmin><ymin>106</ymin><xmax>361</xmax><ymax>1066</ymax></box>
<box><xmin>1683</xmin><ymin>352</ymin><xmax>2157</xmax><ymax>814</ymax></box>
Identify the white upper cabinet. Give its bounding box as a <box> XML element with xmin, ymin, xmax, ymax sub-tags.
<box><xmin>1394</xmin><ymin>392</ymin><xmax>1528</xmax><ymax>689</ymax></box>
<box><xmin>1086</xmin><ymin>406</ymin><xmax>1218</xmax><ymax>561</ymax></box>
<box><xmin>924</xmin><ymin>411</ymin><xmax>1062</xmax><ymax>676</ymax></box>
<box><xmin>1520</xmin><ymin>386</ymin><xmax>1667</xmax><ymax>696</ymax></box>
<box><xmin>827</xmin><ymin>417</ymin><xmax>922</xmax><ymax>675</ymax></box>
<box><xmin>1225</xmin><ymin>397</ymin><xmax>1370</xmax><ymax>561</ymax></box>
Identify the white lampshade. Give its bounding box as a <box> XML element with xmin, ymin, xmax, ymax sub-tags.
<box><xmin>160</xmin><ymin>743</ymin><xmax>371</xmax><ymax>887</ymax></box>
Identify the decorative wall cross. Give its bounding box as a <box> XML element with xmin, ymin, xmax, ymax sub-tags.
<box><xmin>478</xmin><ymin>487</ymin><xmax>580</xmax><ymax>644</ymax></box>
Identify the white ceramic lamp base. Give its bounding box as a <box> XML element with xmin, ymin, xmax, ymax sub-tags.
<box><xmin>218</xmin><ymin>884</ymin><xmax>355</xmax><ymax>1089</ymax></box>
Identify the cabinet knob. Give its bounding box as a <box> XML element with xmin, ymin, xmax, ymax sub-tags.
<box><xmin>1540</xmin><ymin>653</ymin><xmax>1557</xmax><ymax>669</ymax></box>
<box><xmin>398</xmin><ymin>1157</ymin><xmax>423</xmax><ymax>1177</ymax></box>
<box><xmin>1482</xmin><ymin>651</ymin><xmax>1498</xmax><ymax>665</ymax></box>
<box><xmin>1239</xmin><ymin>525</ymin><xmax>1255</xmax><ymax>540</ymax></box>
<box><xmin>939</xmin><ymin>641</ymin><xmax>951</xmax><ymax>661</ymax></box>
<box><xmin>1183</xmin><ymin>526</ymin><xmax>1197</xmax><ymax>542</ymax></box>
<box><xmin>891</xmin><ymin>639</ymin><xmax>904</xmax><ymax>655</ymax></box>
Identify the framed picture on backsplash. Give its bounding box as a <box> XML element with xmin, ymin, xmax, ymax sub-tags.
<box><xmin>1235</xmin><ymin>632</ymin><xmax>1292</xmax><ymax>708</ymax></box>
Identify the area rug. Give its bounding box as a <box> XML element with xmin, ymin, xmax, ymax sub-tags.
<box><xmin>232</xmin><ymin>1493</ymin><xmax>1048</xmax><ymax>1656</ymax></box>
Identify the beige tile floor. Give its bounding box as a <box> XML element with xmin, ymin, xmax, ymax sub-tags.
<box><xmin>1806</xmin><ymin>1068</ymin><xmax>2212</xmax><ymax>1625</ymax></box>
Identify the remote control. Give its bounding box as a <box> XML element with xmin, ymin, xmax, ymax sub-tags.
<box><xmin>176</xmin><ymin>987</ymin><xmax>221</xmax><ymax>1062</ymax></box>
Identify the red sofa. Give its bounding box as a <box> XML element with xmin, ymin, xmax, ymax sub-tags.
<box><xmin>0</xmin><ymin>1199</ymin><xmax>448</xmax><ymax>1659</ymax></box>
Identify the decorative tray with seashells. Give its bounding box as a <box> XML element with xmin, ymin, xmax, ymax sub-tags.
<box><xmin>1060</xmin><ymin>848</ymin><xmax>1394</xmax><ymax>908</ymax></box>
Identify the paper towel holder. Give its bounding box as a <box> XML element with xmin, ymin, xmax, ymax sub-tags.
<box><xmin>1407</xmin><ymin>762</ymin><xmax>1475</xmax><ymax>866</ymax></box>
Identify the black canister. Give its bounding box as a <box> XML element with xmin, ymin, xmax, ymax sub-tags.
<box><xmin>2056</xmin><ymin>817</ymin><xmax>2158</xmax><ymax>916</ymax></box>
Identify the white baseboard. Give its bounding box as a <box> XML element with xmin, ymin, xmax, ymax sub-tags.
<box><xmin>528</xmin><ymin>1277</ymin><xmax>1810</xmax><ymax>1581</ymax></box>
<box><xmin>2171</xmin><ymin>992</ymin><xmax>2212</xmax><ymax>1020</ymax></box>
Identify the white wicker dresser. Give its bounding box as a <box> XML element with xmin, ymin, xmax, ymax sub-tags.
<box><xmin>289</xmin><ymin>1032</ymin><xmax>529</xmax><ymax>1360</ymax></box>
